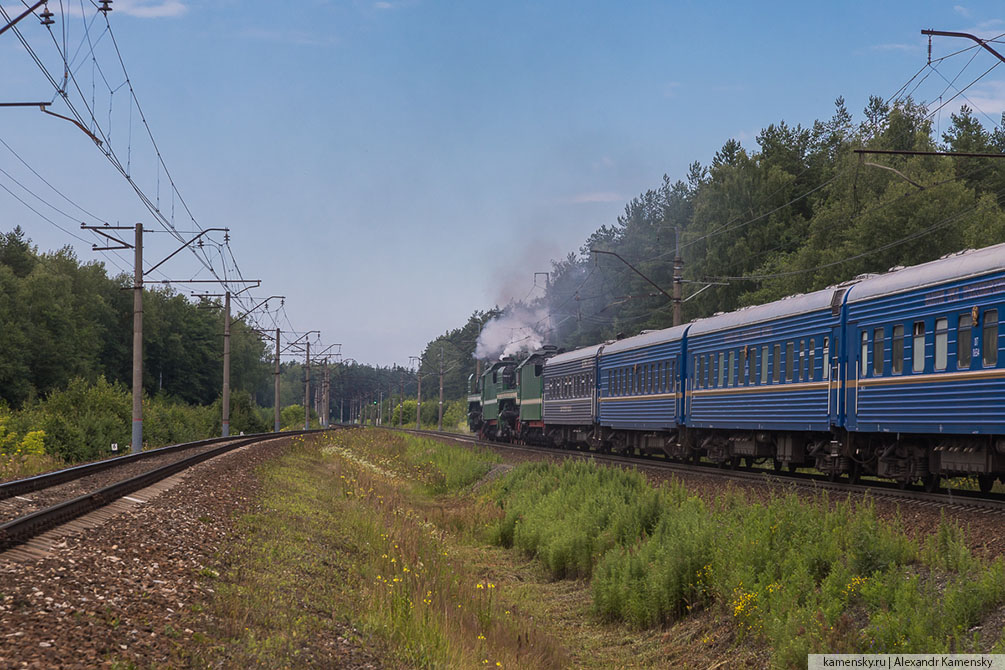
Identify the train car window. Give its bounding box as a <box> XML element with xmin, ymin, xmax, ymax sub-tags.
<box><xmin>872</xmin><ymin>328</ymin><xmax>884</xmax><ymax>376</ymax></box>
<box><xmin>727</xmin><ymin>350</ymin><xmax>735</xmax><ymax>386</ymax></box>
<box><xmin>913</xmin><ymin>322</ymin><xmax>925</xmax><ymax>373</ymax></box>
<box><xmin>535</xmin><ymin>365</ymin><xmax>542</xmax><ymax>377</ymax></box>
<box><xmin>793</xmin><ymin>340</ymin><xmax>801</xmax><ymax>382</ymax></box>
<box><xmin>649</xmin><ymin>363</ymin><xmax>655</xmax><ymax>394</ymax></box>
<box><xmin>760</xmin><ymin>345</ymin><xmax>769</xmax><ymax>384</ymax></box>
<box><xmin>699</xmin><ymin>356</ymin><xmax>706</xmax><ymax>389</ymax></box>
<box><xmin>958</xmin><ymin>314</ymin><xmax>973</xmax><ymax>369</ymax></box>
<box><xmin>606</xmin><ymin>371</ymin><xmax>611</xmax><ymax>396</ymax></box>
<box><xmin>935</xmin><ymin>318</ymin><xmax>948</xmax><ymax>371</ymax></box>
<box><xmin>773</xmin><ymin>343</ymin><xmax>781</xmax><ymax>383</ymax></box>
<box><xmin>714</xmin><ymin>352</ymin><xmax>722</xmax><ymax>387</ymax></box>
<box><xmin>891</xmin><ymin>325</ymin><xmax>904</xmax><ymax>374</ymax></box>
<box><xmin>634</xmin><ymin>366</ymin><xmax>641</xmax><ymax>394</ymax></box>
<box><xmin>738</xmin><ymin>348</ymin><xmax>746</xmax><ymax>386</ymax></box>
<box><xmin>785</xmin><ymin>341</ymin><xmax>795</xmax><ymax>381</ymax></box>
<box><xmin>808</xmin><ymin>339</ymin><xmax>815</xmax><ymax>381</ymax></box>
<box><xmin>860</xmin><ymin>332</ymin><xmax>869</xmax><ymax>376</ymax></box>
<box><xmin>749</xmin><ymin>347</ymin><xmax>757</xmax><ymax>385</ymax></box>
<box><xmin>983</xmin><ymin>309</ymin><xmax>998</xmax><ymax>367</ymax></box>
<box><xmin>823</xmin><ymin>337</ymin><xmax>830</xmax><ymax>380</ymax></box>
<box><xmin>671</xmin><ymin>358</ymin><xmax>677</xmax><ymax>393</ymax></box>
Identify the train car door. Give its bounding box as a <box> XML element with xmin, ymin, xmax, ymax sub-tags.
<box><xmin>827</xmin><ymin>325</ymin><xmax>843</xmax><ymax>428</ymax></box>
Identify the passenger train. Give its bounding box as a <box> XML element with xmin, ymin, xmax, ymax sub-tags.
<box><xmin>467</xmin><ymin>243</ymin><xmax>1005</xmax><ymax>492</ymax></box>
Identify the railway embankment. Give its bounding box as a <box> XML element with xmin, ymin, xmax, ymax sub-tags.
<box><xmin>185</xmin><ymin>429</ymin><xmax>1005</xmax><ymax>667</ymax></box>
<box><xmin>4</xmin><ymin>428</ymin><xmax>1004</xmax><ymax>668</ymax></box>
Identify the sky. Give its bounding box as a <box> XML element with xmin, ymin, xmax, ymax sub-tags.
<box><xmin>4</xmin><ymin>0</ymin><xmax>1005</xmax><ymax>368</ymax></box>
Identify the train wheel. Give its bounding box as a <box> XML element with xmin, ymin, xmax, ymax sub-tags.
<box><xmin>978</xmin><ymin>474</ymin><xmax>995</xmax><ymax>495</ymax></box>
<box><xmin>922</xmin><ymin>474</ymin><xmax>940</xmax><ymax>493</ymax></box>
<box><xmin>772</xmin><ymin>459</ymin><xmax>783</xmax><ymax>472</ymax></box>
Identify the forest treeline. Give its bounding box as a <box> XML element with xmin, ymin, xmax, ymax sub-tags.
<box><xmin>542</xmin><ymin>98</ymin><xmax>1005</xmax><ymax>350</ymax></box>
<box><xmin>8</xmin><ymin>95</ymin><xmax>1005</xmax><ymax>437</ymax></box>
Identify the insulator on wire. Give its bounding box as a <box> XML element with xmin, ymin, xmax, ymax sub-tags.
<box><xmin>40</xmin><ymin>4</ymin><xmax>55</xmax><ymax>26</ymax></box>
<box><xmin>99</xmin><ymin>0</ymin><xmax>113</xmax><ymax>13</ymax></box>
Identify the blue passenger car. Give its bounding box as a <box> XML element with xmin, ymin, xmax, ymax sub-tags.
<box><xmin>842</xmin><ymin>244</ymin><xmax>1005</xmax><ymax>488</ymax></box>
<box><xmin>596</xmin><ymin>326</ymin><xmax>687</xmax><ymax>456</ymax></box>
<box><xmin>684</xmin><ymin>286</ymin><xmax>851</xmax><ymax>468</ymax></box>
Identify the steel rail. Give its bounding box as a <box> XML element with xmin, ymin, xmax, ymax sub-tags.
<box><xmin>0</xmin><ymin>429</ymin><xmax>334</xmax><ymax>552</ymax></box>
<box><xmin>401</xmin><ymin>428</ymin><xmax>1005</xmax><ymax>514</ymax></box>
<box><xmin>0</xmin><ymin>434</ymin><xmax>240</xmax><ymax>500</ymax></box>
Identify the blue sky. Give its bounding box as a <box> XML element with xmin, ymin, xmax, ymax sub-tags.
<box><xmin>4</xmin><ymin>0</ymin><xmax>1005</xmax><ymax>367</ymax></box>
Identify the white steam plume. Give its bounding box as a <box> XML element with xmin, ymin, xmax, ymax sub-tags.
<box><xmin>475</xmin><ymin>306</ymin><xmax>551</xmax><ymax>360</ymax></box>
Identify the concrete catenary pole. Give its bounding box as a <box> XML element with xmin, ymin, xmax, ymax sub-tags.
<box><xmin>323</xmin><ymin>360</ymin><xmax>330</xmax><ymax>428</ymax></box>
<box><xmin>274</xmin><ymin>328</ymin><xmax>281</xmax><ymax>432</ymax></box>
<box><xmin>399</xmin><ymin>374</ymin><xmax>404</xmax><ymax>428</ymax></box>
<box><xmin>416</xmin><ymin>366</ymin><xmax>422</xmax><ymax>430</ymax></box>
<box><xmin>672</xmin><ymin>227</ymin><xmax>683</xmax><ymax>327</ymax></box>
<box><xmin>304</xmin><ymin>340</ymin><xmax>311</xmax><ymax>430</ymax></box>
<box><xmin>438</xmin><ymin>345</ymin><xmax>444</xmax><ymax>431</ymax></box>
<box><xmin>131</xmin><ymin>223</ymin><xmax>143</xmax><ymax>454</ymax></box>
<box><xmin>222</xmin><ymin>291</ymin><xmax>231</xmax><ymax>437</ymax></box>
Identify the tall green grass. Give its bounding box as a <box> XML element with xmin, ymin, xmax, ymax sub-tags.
<box><xmin>489</xmin><ymin>461</ymin><xmax>1005</xmax><ymax>666</ymax></box>
<box><xmin>489</xmin><ymin>461</ymin><xmax>664</xmax><ymax>579</ymax></box>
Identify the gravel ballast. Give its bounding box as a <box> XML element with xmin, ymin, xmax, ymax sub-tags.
<box><xmin>0</xmin><ymin>435</ymin><xmax>383</xmax><ymax>669</ymax></box>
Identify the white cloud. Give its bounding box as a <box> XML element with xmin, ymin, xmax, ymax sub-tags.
<box><xmin>564</xmin><ymin>191</ymin><xmax>622</xmax><ymax>204</ymax></box>
<box><xmin>962</xmin><ymin>19</ymin><xmax>1005</xmax><ymax>39</ymax></box>
<box><xmin>663</xmin><ymin>81</ymin><xmax>682</xmax><ymax>98</ymax></box>
<box><xmin>947</xmin><ymin>80</ymin><xmax>1005</xmax><ymax>119</ymax></box>
<box><xmin>374</xmin><ymin>1</ymin><xmax>394</xmax><ymax>8</ymax></box>
<box><xmin>240</xmin><ymin>27</ymin><xmax>336</xmax><ymax>47</ymax></box>
<box><xmin>954</xmin><ymin>5</ymin><xmax>972</xmax><ymax>19</ymax></box>
<box><xmin>114</xmin><ymin>0</ymin><xmax>187</xmax><ymax>18</ymax></box>
<box><xmin>870</xmin><ymin>43</ymin><xmax>915</xmax><ymax>52</ymax></box>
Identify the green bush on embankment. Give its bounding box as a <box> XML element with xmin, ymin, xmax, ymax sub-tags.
<box><xmin>2</xmin><ymin>377</ymin><xmax>274</xmax><ymax>469</ymax></box>
<box><xmin>488</xmin><ymin>460</ymin><xmax>1005</xmax><ymax>666</ymax></box>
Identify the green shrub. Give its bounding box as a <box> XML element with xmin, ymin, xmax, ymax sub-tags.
<box><xmin>489</xmin><ymin>460</ymin><xmax>1005</xmax><ymax>663</ymax></box>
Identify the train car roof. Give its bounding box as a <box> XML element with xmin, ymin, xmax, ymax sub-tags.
<box><xmin>687</xmin><ymin>286</ymin><xmax>842</xmax><ymax>337</ymax></box>
<box><xmin>545</xmin><ymin>342</ymin><xmax>606</xmax><ymax>367</ymax></box>
<box><xmin>601</xmin><ymin>324</ymin><xmax>689</xmax><ymax>355</ymax></box>
<box><xmin>846</xmin><ymin>242</ymin><xmax>1005</xmax><ymax>304</ymax></box>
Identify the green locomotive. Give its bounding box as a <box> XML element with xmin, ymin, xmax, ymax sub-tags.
<box><xmin>468</xmin><ymin>347</ymin><xmax>557</xmax><ymax>442</ymax></box>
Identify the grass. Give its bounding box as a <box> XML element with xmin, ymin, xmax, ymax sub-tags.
<box><xmin>183</xmin><ymin>429</ymin><xmax>568</xmax><ymax>669</ymax></box>
<box><xmin>488</xmin><ymin>460</ymin><xmax>1005</xmax><ymax>668</ymax></box>
<box><xmin>179</xmin><ymin>429</ymin><xmax>1005</xmax><ymax>669</ymax></box>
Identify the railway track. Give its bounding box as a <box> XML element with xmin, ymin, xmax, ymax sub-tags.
<box><xmin>403</xmin><ymin>428</ymin><xmax>1005</xmax><ymax>516</ymax></box>
<box><xmin>0</xmin><ymin>429</ymin><xmax>329</xmax><ymax>556</ymax></box>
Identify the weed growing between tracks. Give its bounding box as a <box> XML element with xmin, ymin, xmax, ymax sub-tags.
<box><xmin>489</xmin><ymin>460</ymin><xmax>1005</xmax><ymax>667</ymax></box>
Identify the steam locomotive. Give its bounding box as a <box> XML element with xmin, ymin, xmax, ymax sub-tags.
<box><xmin>467</xmin><ymin>242</ymin><xmax>1005</xmax><ymax>492</ymax></box>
